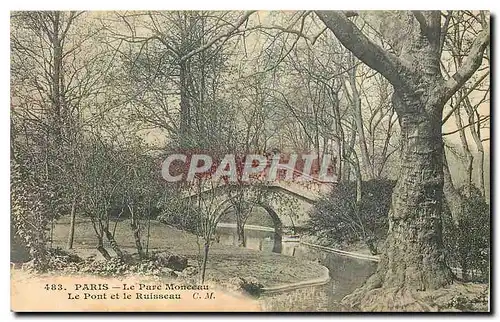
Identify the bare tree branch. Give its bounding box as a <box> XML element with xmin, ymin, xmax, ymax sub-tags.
<box><xmin>442</xmin><ymin>115</ymin><xmax>490</xmax><ymax>136</ymax></box>
<box><xmin>179</xmin><ymin>11</ymin><xmax>256</xmax><ymax>62</ymax></box>
<box><xmin>315</xmin><ymin>10</ymin><xmax>411</xmax><ymax>89</ymax></box>
<box><xmin>412</xmin><ymin>11</ymin><xmax>428</xmax><ymax>34</ymax></box>
<box><xmin>443</xmin><ymin>23</ymin><xmax>490</xmax><ymax>99</ymax></box>
<box><xmin>442</xmin><ymin>70</ymin><xmax>489</xmax><ymax>125</ymax></box>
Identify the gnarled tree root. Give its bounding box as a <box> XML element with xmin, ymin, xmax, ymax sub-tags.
<box><xmin>341</xmin><ymin>276</ymin><xmax>489</xmax><ymax>312</ymax></box>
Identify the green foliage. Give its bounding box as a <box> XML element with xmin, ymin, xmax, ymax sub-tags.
<box><xmin>241</xmin><ymin>277</ymin><xmax>264</xmax><ymax>296</ymax></box>
<box><xmin>264</xmin><ymin>189</ymin><xmax>300</xmax><ymax>229</ymax></box>
<box><xmin>443</xmin><ymin>186</ymin><xmax>490</xmax><ymax>282</ymax></box>
<box><xmin>44</xmin><ymin>248</ymin><xmax>175</xmax><ymax>277</ymax></box>
<box><xmin>446</xmin><ymin>292</ymin><xmax>489</xmax><ymax>312</ymax></box>
<box><xmin>306</xmin><ymin>180</ymin><xmax>394</xmax><ymax>253</ymax></box>
<box><xmin>309</xmin><ymin>179</ymin><xmax>490</xmax><ymax>281</ymax></box>
<box><xmin>79</xmin><ymin>257</ymin><xmax>166</xmax><ymax>277</ymax></box>
<box><xmin>157</xmin><ymin>197</ymin><xmax>200</xmax><ymax>234</ymax></box>
<box><xmin>10</xmin><ymin>160</ymin><xmax>59</xmax><ymax>270</ymax></box>
<box><xmin>44</xmin><ymin>247</ymin><xmax>83</xmax><ymax>272</ymax></box>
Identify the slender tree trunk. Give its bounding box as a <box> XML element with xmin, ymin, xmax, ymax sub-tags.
<box><xmin>112</xmin><ymin>208</ymin><xmax>124</xmax><ymax>238</ymax></box>
<box><xmin>66</xmin><ymin>196</ymin><xmax>77</xmax><ymax>249</ymax></box>
<box><xmin>343</xmin><ymin>122</ymin><xmax>357</xmax><ymax>182</ymax></box>
<box><xmin>179</xmin><ymin>61</ymin><xmax>190</xmax><ymax>146</ymax></box>
<box><xmin>96</xmin><ymin>236</ymin><xmax>112</xmax><ymax>261</ymax></box>
<box><xmin>464</xmin><ymin>96</ymin><xmax>486</xmax><ymax>196</ymax></box>
<box><xmin>443</xmin><ymin>151</ymin><xmax>465</xmax><ymax>226</ymax></box>
<box><xmin>236</xmin><ymin>213</ymin><xmax>246</xmax><ymax>247</ymax></box>
<box><xmin>476</xmin><ymin>146</ymin><xmax>485</xmax><ymax>197</ymax></box>
<box><xmin>50</xmin><ymin>217</ymin><xmax>54</xmax><ymax>248</ymax></box>
<box><xmin>330</xmin><ymin>88</ymin><xmax>345</xmax><ymax>182</ymax></box>
<box><xmin>104</xmin><ymin>227</ymin><xmax>124</xmax><ymax>258</ymax></box>
<box><xmin>51</xmin><ymin>12</ymin><xmax>62</xmax><ymax>143</ymax></box>
<box><xmin>345</xmin><ymin>57</ymin><xmax>374</xmax><ymax>179</ymax></box>
<box><xmin>477</xmin><ymin>148</ymin><xmax>485</xmax><ymax>196</ymax></box>
<box><xmin>453</xmin><ymin>106</ymin><xmax>473</xmax><ymax>194</ymax></box>
<box><xmin>200</xmin><ymin>242</ymin><xmax>209</xmax><ymax>284</ymax></box>
<box><xmin>146</xmin><ymin>207</ymin><xmax>152</xmax><ymax>255</ymax></box>
<box><xmin>351</xmin><ymin>156</ymin><xmax>378</xmax><ymax>255</ymax></box>
<box><xmin>335</xmin><ymin>138</ymin><xmax>343</xmax><ymax>181</ymax></box>
<box><xmin>353</xmin><ymin>157</ymin><xmax>362</xmax><ymax>205</ymax></box>
<box><xmin>129</xmin><ymin>205</ymin><xmax>145</xmax><ymax>258</ymax></box>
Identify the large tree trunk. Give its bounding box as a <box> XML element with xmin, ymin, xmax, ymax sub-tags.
<box><xmin>316</xmin><ymin>9</ymin><xmax>489</xmax><ymax>311</ymax></box>
<box><xmin>343</xmin><ymin>92</ymin><xmax>455</xmax><ymax>310</ymax></box>
<box><xmin>379</xmin><ymin>99</ymin><xmax>453</xmax><ymax>290</ymax></box>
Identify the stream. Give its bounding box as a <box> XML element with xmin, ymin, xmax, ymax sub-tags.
<box><xmin>215</xmin><ymin>224</ymin><xmax>377</xmax><ymax>311</ymax></box>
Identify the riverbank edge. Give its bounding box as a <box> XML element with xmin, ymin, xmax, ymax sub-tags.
<box><xmin>300</xmin><ymin>241</ymin><xmax>380</xmax><ymax>262</ymax></box>
<box><xmin>298</xmin><ymin>241</ymin><xmax>469</xmax><ymax>277</ymax></box>
<box><xmin>217</xmin><ymin>222</ymin><xmax>274</xmax><ymax>232</ymax></box>
<box><xmin>48</xmin><ymin>218</ymin><xmax>332</xmax><ymax>291</ymax></box>
<box><xmin>256</xmin><ymin>241</ymin><xmax>378</xmax><ymax>294</ymax></box>
<box><xmin>261</xmin><ymin>265</ymin><xmax>330</xmax><ymax>294</ymax></box>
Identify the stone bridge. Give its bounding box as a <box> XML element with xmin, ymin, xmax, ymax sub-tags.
<box><xmin>184</xmin><ymin>176</ymin><xmax>335</xmax><ymax>252</ymax></box>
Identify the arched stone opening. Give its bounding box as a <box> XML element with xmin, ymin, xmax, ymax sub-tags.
<box><xmin>221</xmin><ymin>202</ymin><xmax>283</xmax><ymax>253</ymax></box>
<box><xmin>259</xmin><ymin>204</ymin><xmax>283</xmax><ymax>253</ymax></box>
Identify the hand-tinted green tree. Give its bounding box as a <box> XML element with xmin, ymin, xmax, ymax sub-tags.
<box><xmin>157</xmin><ymin>196</ymin><xmax>200</xmax><ymax>235</ymax></box>
<box><xmin>442</xmin><ymin>186</ymin><xmax>490</xmax><ymax>282</ymax></box>
<box><xmin>306</xmin><ymin>179</ymin><xmax>394</xmax><ymax>255</ymax></box>
<box><xmin>308</xmin><ymin>11</ymin><xmax>489</xmax><ymax>310</ymax></box>
<box><xmin>10</xmin><ymin>158</ymin><xmax>64</xmax><ymax>270</ymax></box>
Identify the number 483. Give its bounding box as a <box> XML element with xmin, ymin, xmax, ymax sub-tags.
<box><xmin>44</xmin><ymin>284</ymin><xmax>64</xmax><ymax>291</ymax></box>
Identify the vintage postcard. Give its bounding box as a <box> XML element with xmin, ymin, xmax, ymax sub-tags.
<box><xmin>10</xmin><ymin>10</ymin><xmax>490</xmax><ymax>312</ymax></box>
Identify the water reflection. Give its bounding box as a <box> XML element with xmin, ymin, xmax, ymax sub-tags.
<box><xmin>216</xmin><ymin>226</ymin><xmax>298</xmax><ymax>255</ymax></box>
<box><xmin>215</xmin><ymin>225</ymin><xmax>377</xmax><ymax>310</ymax></box>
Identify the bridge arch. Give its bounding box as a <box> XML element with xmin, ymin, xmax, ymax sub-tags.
<box><xmin>186</xmin><ymin>181</ymin><xmax>329</xmax><ymax>251</ymax></box>
<box><xmin>220</xmin><ymin>202</ymin><xmax>283</xmax><ymax>253</ymax></box>
<box><xmin>259</xmin><ymin>204</ymin><xmax>283</xmax><ymax>253</ymax></box>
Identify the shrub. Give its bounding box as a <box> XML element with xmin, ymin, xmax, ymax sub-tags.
<box><xmin>443</xmin><ymin>186</ymin><xmax>490</xmax><ymax>282</ymax></box>
<box><xmin>307</xmin><ymin>178</ymin><xmax>490</xmax><ymax>282</ymax></box>
<box><xmin>306</xmin><ymin>179</ymin><xmax>394</xmax><ymax>254</ymax></box>
<box><xmin>11</xmin><ymin>161</ymin><xmax>53</xmax><ymax>270</ymax></box>
<box><xmin>157</xmin><ymin>199</ymin><xmax>199</xmax><ymax>234</ymax></box>
<box><xmin>43</xmin><ymin>248</ymin><xmax>180</xmax><ymax>278</ymax></box>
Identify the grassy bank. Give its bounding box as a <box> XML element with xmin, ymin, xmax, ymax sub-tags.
<box><xmin>50</xmin><ymin>217</ymin><xmax>325</xmax><ymax>287</ymax></box>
